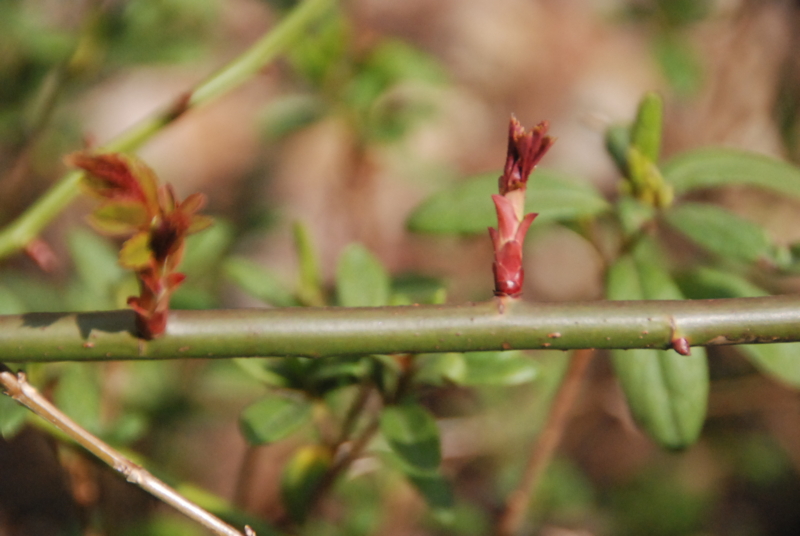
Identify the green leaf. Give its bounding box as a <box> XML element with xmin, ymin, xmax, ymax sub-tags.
<box><xmin>406</xmin><ymin>470</ymin><xmax>454</xmax><ymax>510</ymax></box>
<box><xmin>380</xmin><ymin>403</ymin><xmax>441</xmax><ymax>471</ymax></box>
<box><xmin>461</xmin><ymin>351</ymin><xmax>538</xmax><ymax>386</ymax></box>
<box><xmin>260</xmin><ymin>93</ymin><xmax>326</xmax><ymax>140</ymax></box>
<box><xmin>336</xmin><ymin>243</ymin><xmax>390</xmax><ymax>307</ymax></box>
<box><xmin>281</xmin><ymin>445</ymin><xmax>332</xmax><ymax>523</ymax></box>
<box><xmin>675</xmin><ymin>267</ymin><xmax>767</xmax><ymax>300</ymax></box>
<box><xmin>68</xmin><ymin>227</ymin><xmax>125</xmax><ymax>291</ymax></box>
<box><xmin>0</xmin><ymin>394</ymin><xmax>28</xmax><ymax>439</ymax></box>
<box><xmin>664</xmin><ymin>203</ymin><xmax>772</xmax><ymax>263</ymax></box>
<box><xmin>293</xmin><ymin>222</ymin><xmax>324</xmax><ymax>306</ymax></box>
<box><xmin>662</xmin><ymin>148</ymin><xmax>800</xmax><ymax>197</ymax></box>
<box><xmin>239</xmin><ymin>395</ymin><xmax>312</xmax><ymax>445</ymax></box>
<box><xmin>88</xmin><ymin>200</ymin><xmax>149</xmax><ymax>235</ymax></box>
<box><xmin>407</xmin><ymin>170</ymin><xmax>609</xmax><ymax>235</ymax></box>
<box><xmin>53</xmin><ymin>364</ymin><xmax>103</xmax><ymax>436</ymax></box>
<box><xmin>118</xmin><ymin>231</ymin><xmax>152</xmax><ymax>269</ymax></box>
<box><xmin>415</xmin><ymin>353</ymin><xmax>467</xmax><ymax>386</ymax></box>
<box><xmin>606</xmin><ymin>242</ymin><xmax>708</xmax><ymax>449</ymax></box>
<box><xmin>631</xmin><ymin>91</ymin><xmax>663</xmax><ymax>163</ymax></box>
<box><xmin>222</xmin><ymin>257</ymin><xmax>297</xmax><ymax>307</ymax></box>
<box><xmin>606</xmin><ymin>124</ymin><xmax>631</xmax><ymax>176</ymax></box>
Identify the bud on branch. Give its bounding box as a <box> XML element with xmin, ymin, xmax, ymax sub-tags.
<box><xmin>489</xmin><ymin>117</ymin><xmax>554</xmax><ymax>298</ymax></box>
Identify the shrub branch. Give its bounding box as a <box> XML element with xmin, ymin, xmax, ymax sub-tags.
<box><xmin>0</xmin><ymin>295</ymin><xmax>798</xmax><ymax>362</ymax></box>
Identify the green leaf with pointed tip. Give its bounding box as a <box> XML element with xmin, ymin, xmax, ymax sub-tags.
<box><xmin>662</xmin><ymin>148</ymin><xmax>800</xmax><ymax>197</ymax></box>
<box><xmin>607</xmin><ymin>241</ymin><xmax>708</xmax><ymax>449</ymax></box>
<box><xmin>665</xmin><ymin>203</ymin><xmax>772</xmax><ymax>264</ymax></box>
<box><xmin>281</xmin><ymin>445</ymin><xmax>332</xmax><ymax>523</ymax></box>
<box><xmin>631</xmin><ymin>91</ymin><xmax>663</xmax><ymax>162</ymax></box>
<box><xmin>406</xmin><ymin>170</ymin><xmax>609</xmax><ymax>235</ymax></box>
<box><xmin>239</xmin><ymin>395</ymin><xmax>312</xmax><ymax>445</ymax></box>
<box><xmin>380</xmin><ymin>403</ymin><xmax>441</xmax><ymax>471</ymax></box>
<box><xmin>336</xmin><ymin>243</ymin><xmax>390</xmax><ymax>307</ymax></box>
<box><xmin>118</xmin><ymin>231</ymin><xmax>152</xmax><ymax>269</ymax></box>
<box><xmin>223</xmin><ymin>257</ymin><xmax>297</xmax><ymax>307</ymax></box>
<box><xmin>461</xmin><ymin>351</ymin><xmax>538</xmax><ymax>386</ymax></box>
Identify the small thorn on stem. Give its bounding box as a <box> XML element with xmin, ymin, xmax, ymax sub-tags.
<box><xmin>672</xmin><ymin>337</ymin><xmax>691</xmax><ymax>356</ymax></box>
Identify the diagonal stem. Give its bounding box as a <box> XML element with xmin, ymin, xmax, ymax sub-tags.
<box><xmin>495</xmin><ymin>349</ymin><xmax>595</xmax><ymax>536</ymax></box>
<box><xmin>0</xmin><ymin>364</ymin><xmax>256</xmax><ymax>536</ymax></box>
<box><xmin>0</xmin><ymin>0</ymin><xmax>334</xmax><ymax>260</ymax></box>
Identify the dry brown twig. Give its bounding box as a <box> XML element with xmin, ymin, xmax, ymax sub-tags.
<box><xmin>0</xmin><ymin>364</ymin><xmax>256</xmax><ymax>536</ymax></box>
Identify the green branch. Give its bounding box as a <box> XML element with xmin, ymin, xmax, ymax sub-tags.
<box><xmin>3</xmin><ymin>295</ymin><xmax>800</xmax><ymax>363</ymax></box>
<box><xmin>0</xmin><ymin>0</ymin><xmax>334</xmax><ymax>260</ymax></box>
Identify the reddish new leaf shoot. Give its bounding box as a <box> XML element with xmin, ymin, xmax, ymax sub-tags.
<box><xmin>66</xmin><ymin>152</ymin><xmax>212</xmax><ymax>339</ymax></box>
<box><xmin>489</xmin><ymin>117</ymin><xmax>554</xmax><ymax>298</ymax></box>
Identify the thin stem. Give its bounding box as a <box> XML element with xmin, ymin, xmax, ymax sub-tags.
<box><xmin>0</xmin><ymin>0</ymin><xmax>334</xmax><ymax>260</ymax></box>
<box><xmin>495</xmin><ymin>349</ymin><xmax>595</xmax><ymax>536</ymax></box>
<box><xmin>0</xmin><ymin>295</ymin><xmax>799</xmax><ymax>362</ymax></box>
<box><xmin>0</xmin><ymin>365</ymin><xmax>255</xmax><ymax>536</ymax></box>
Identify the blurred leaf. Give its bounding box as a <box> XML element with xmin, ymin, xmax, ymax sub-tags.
<box><xmin>406</xmin><ymin>470</ymin><xmax>454</xmax><ymax>510</ymax></box>
<box><xmin>293</xmin><ymin>222</ymin><xmax>324</xmax><ymax>306</ymax></box>
<box><xmin>0</xmin><ymin>394</ymin><xmax>28</xmax><ymax>439</ymax></box>
<box><xmin>0</xmin><ymin>284</ymin><xmax>29</xmax><ymax>314</ymax></box>
<box><xmin>233</xmin><ymin>358</ymin><xmax>292</xmax><ymax>388</ymax></box>
<box><xmin>239</xmin><ymin>394</ymin><xmax>312</xmax><ymax>445</ymax></box>
<box><xmin>607</xmin><ymin>242</ymin><xmax>708</xmax><ymax>449</ymax></box>
<box><xmin>68</xmin><ymin>227</ymin><xmax>125</xmax><ymax>291</ymax></box>
<box><xmin>281</xmin><ymin>445</ymin><xmax>332</xmax><ymax>523</ymax></box>
<box><xmin>675</xmin><ymin>266</ymin><xmax>766</xmax><ymax>300</ymax></box>
<box><xmin>407</xmin><ymin>170</ymin><xmax>609</xmax><ymax>234</ymax></box>
<box><xmin>664</xmin><ymin>202</ymin><xmax>773</xmax><ymax>264</ymax></box>
<box><xmin>631</xmin><ymin>91</ymin><xmax>662</xmax><ymax>163</ymax></box>
<box><xmin>180</xmin><ymin>219</ymin><xmax>233</xmax><ymax>278</ymax></box>
<box><xmin>380</xmin><ymin>403</ymin><xmax>441</xmax><ymax>471</ymax></box>
<box><xmin>223</xmin><ymin>257</ymin><xmax>296</xmax><ymax>307</ymax></box>
<box><xmin>606</xmin><ymin>124</ymin><xmax>631</xmax><ymax>176</ymax></box>
<box><xmin>461</xmin><ymin>351</ymin><xmax>538</xmax><ymax>386</ymax></box>
<box><xmin>336</xmin><ymin>243</ymin><xmax>390</xmax><ymax>307</ymax></box>
<box><xmin>118</xmin><ymin>231</ymin><xmax>151</xmax><ymax>269</ymax></box>
<box><xmin>260</xmin><ymin>93</ymin><xmax>326</xmax><ymax>140</ymax></box>
<box><xmin>617</xmin><ymin>195</ymin><xmax>657</xmax><ymax>237</ymax></box>
<box><xmin>391</xmin><ymin>273</ymin><xmax>447</xmax><ymax>305</ymax></box>
<box><xmin>54</xmin><ymin>364</ymin><xmax>103</xmax><ymax>436</ymax></box>
<box><xmin>653</xmin><ymin>34</ymin><xmax>703</xmax><ymax>97</ymax></box>
<box><xmin>662</xmin><ymin>148</ymin><xmax>800</xmax><ymax>197</ymax></box>
<box><xmin>415</xmin><ymin>353</ymin><xmax>467</xmax><ymax>386</ymax></box>
<box><xmin>88</xmin><ymin>200</ymin><xmax>149</xmax><ymax>235</ymax></box>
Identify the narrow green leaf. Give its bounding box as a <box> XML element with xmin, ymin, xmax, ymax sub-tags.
<box><xmin>631</xmin><ymin>91</ymin><xmax>663</xmax><ymax>162</ymax></box>
<box><xmin>336</xmin><ymin>243</ymin><xmax>390</xmax><ymax>307</ymax></box>
<box><xmin>223</xmin><ymin>257</ymin><xmax>297</xmax><ymax>307</ymax></box>
<box><xmin>293</xmin><ymin>221</ymin><xmax>324</xmax><ymax>306</ymax></box>
<box><xmin>281</xmin><ymin>445</ymin><xmax>332</xmax><ymax>523</ymax></box>
<box><xmin>605</xmin><ymin>124</ymin><xmax>631</xmax><ymax>175</ymax></box>
<box><xmin>406</xmin><ymin>170</ymin><xmax>609</xmax><ymax>235</ymax></box>
<box><xmin>662</xmin><ymin>148</ymin><xmax>800</xmax><ymax>197</ymax></box>
<box><xmin>239</xmin><ymin>395</ymin><xmax>312</xmax><ymax>445</ymax></box>
<box><xmin>461</xmin><ymin>351</ymin><xmax>538</xmax><ymax>386</ymax></box>
<box><xmin>665</xmin><ymin>203</ymin><xmax>772</xmax><ymax>263</ymax></box>
<box><xmin>380</xmin><ymin>403</ymin><xmax>441</xmax><ymax>471</ymax></box>
<box><xmin>607</xmin><ymin>241</ymin><xmax>708</xmax><ymax>449</ymax></box>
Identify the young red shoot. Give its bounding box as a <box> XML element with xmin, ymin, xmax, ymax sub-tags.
<box><xmin>67</xmin><ymin>152</ymin><xmax>212</xmax><ymax>339</ymax></box>
<box><xmin>489</xmin><ymin>117</ymin><xmax>554</xmax><ymax>298</ymax></box>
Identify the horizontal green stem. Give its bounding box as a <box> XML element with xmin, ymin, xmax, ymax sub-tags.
<box><xmin>0</xmin><ymin>0</ymin><xmax>333</xmax><ymax>260</ymax></box>
<box><xmin>3</xmin><ymin>295</ymin><xmax>800</xmax><ymax>362</ymax></box>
